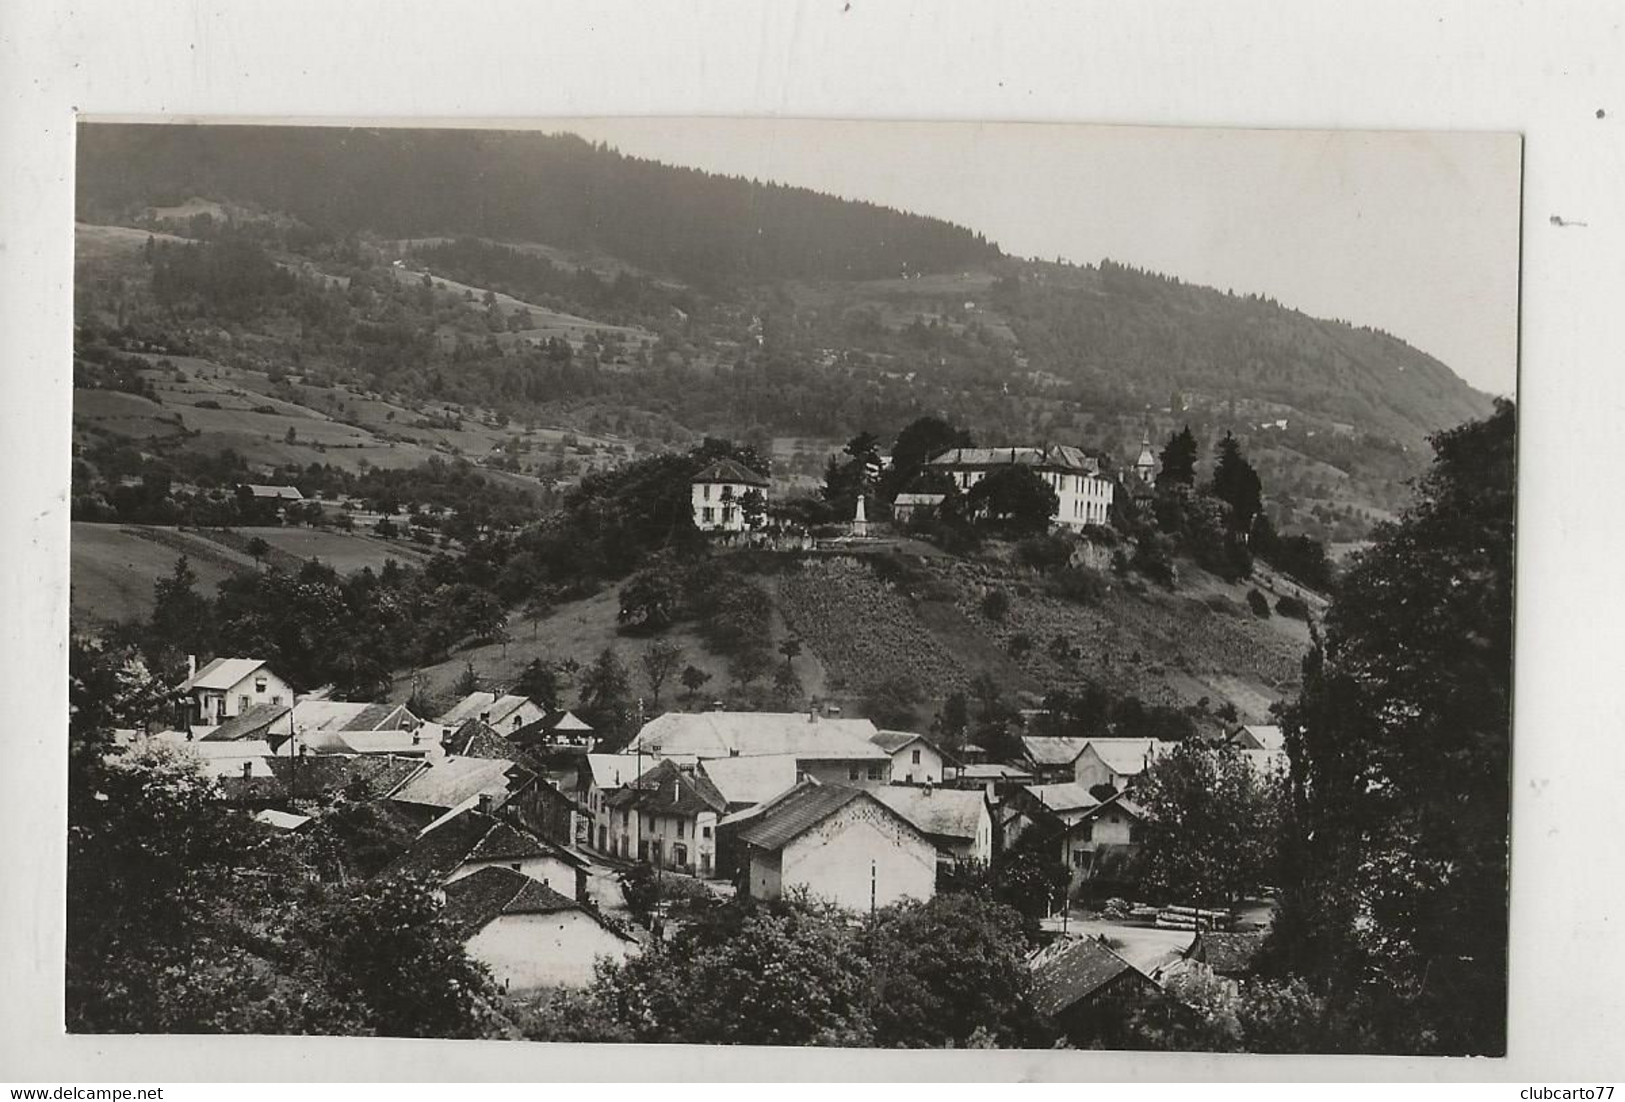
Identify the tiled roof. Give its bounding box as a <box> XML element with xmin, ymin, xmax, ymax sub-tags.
<box><xmin>390</xmin><ymin>756</ymin><xmax>522</xmax><ymax>810</ymax></box>
<box><xmin>1189</xmin><ymin>931</ymin><xmax>1268</xmax><ymax>975</ymax></box>
<box><xmin>926</xmin><ymin>445</ymin><xmax>1099</xmax><ymax>474</ymax></box>
<box><xmin>628</xmin><ymin>711</ymin><xmax>885</xmax><ymax>760</ymax></box>
<box><xmin>735</xmin><ymin>783</ymin><xmax>868</xmax><ymax>851</ymax></box>
<box><xmin>697</xmin><ymin>754</ymin><xmax>800</xmax><ymax>808</ymax></box>
<box><xmin>439</xmin><ymin>866</ymin><xmax>580</xmax><ymax>937</ymax></box>
<box><xmin>1023</xmin><ymin>782</ymin><xmax>1101</xmax><ymax>817</ymax></box>
<box><xmin>446</xmin><ymin>718</ymin><xmax>522</xmax><ymax>760</ymax></box>
<box><xmin>1232</xmin><ymin>724</ymin><xmax>1285</xmax><ymax>752</ymax></box>
<box><xmin>1068</xmin><ymin>791</ymin><xmax>1150</xmax><ymax>831</ymax></box>
<box><xmin>199</xmin><ymin>702</ymin><xmax>290</xmax><ymax>742</ymax></box>
<box><xmin>240</xmin><ymin>484</ymin><xmax>304</xmax><ymax>500</ymax></box>
<box><xmin>177</xmin><ymin>657</ymin><xmax>268</xmax><ymax>693</ymax></box>
<box><xmin>379</xmin><ymin>808</ymin><xmax>576</xmax><ymax>884</ymax></box>
<box><xmin>870</xmin><ymin>786</ymin><xmax>986</xmax><ymax>842</ymax></box>
<box><xmin>1022</xmin><ymin>736</ymin><xmax>1092</xmax><ymax>768</ymax></box>
<box><xmin>217</xmin><ymin>754</ymin><xmax>424</xmax><ymax>804</ymax></box>
<box><xmin>1029</xmin><ymin>937</ymin><xmax>1144</xmax><ymax>1018</ymax></box>
<box><xmin>691</xmin><ymin>457</ymin><xmax>769</xmax><ymax>486</ymax></box>
<box><xmin>604</xmin><ymin>759</ymin><xmax>728</xmax><ymax>817</ymax></box>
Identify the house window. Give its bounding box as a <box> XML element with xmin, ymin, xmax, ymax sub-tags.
<box><xmin>702</xmin><ymin>507</ymin><xmax>715</xmax><ymax>522</ymax></box>
<box><xmin>849</xmin><ymin>766</ymin><xmax>861</xmax><ymax>781</ymax></box>
<box><xmin>703</xmin><ymin>485</ymin><xmax>712</xmax><ymax>500</ymax></box>
<box><xmin>1072</xmin><ymin>849</ymin><xmax>1088</xmax><ymax>868</ymax></box>
<box><xmin>868</xmin><ymin>765</ymin><xmax>886</xmax><ymax>781</ymax></box>
<box><xmin>677</xmin><ymin>820</ymin><xmax>685</xmax><ymax>839</ymax></box>
<box><xmin>255</xmin><ymin>678</ymin><xmax>267</xmax><ymax>693</ymax></box>
<box><xmin>911</xmin><ymin>749</ymin><xmax>921</xmax><ymax>764</ymax></box>
<box><xmin>702</xmin><ymin>825</ymin><xmax>712</xmax><ymax>839</ymax></box>
<box><xmin>271</xmin><ymin>695</ymin><xmax>282</xmax><ymax>706</ymax></box>
<box><xmin>239</xmin><ymin>695</ymin><xmax>250</xmax><ymax>712</ymax></box>
<box><xmin>673</xmin><ymin>844</ymin><xmax>688</xmax><ymax>868</ymax></box>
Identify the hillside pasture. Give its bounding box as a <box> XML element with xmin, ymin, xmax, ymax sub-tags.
<box><xmin>71</xmin><ymin>523</ymin><xmax>252</xmax><ymax>625</ymax></box>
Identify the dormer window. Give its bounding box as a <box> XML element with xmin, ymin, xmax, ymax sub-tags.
<box><xmin>254</xmin><ymin>678</ymin><xmax>267</xmax><ymax>693</ymax></box>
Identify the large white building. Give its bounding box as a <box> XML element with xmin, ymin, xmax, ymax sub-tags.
<box><xmin>925</xmin><ymin>445</ymin><xmax>1114</xmax><ymax>529</ymax></box>
<box><xmin>690</xmin><ymin>457</ymin><xmax>769</xmax><ymax>532</ymax></box>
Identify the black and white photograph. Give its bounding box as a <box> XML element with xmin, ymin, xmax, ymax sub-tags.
<box><xmin>58</xmin><ymin>117</ymin><xmax>1520</xmax><ymax>1056</ymax></box>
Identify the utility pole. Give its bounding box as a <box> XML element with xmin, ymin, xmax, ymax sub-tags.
<box><xmin>870</xmin><ymin>859</ymin><xmax>877</xmax><ymax>918</ymax></box>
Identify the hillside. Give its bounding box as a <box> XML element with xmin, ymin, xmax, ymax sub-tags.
<box><xmin>75</xmin><ymin>125</ymin><xmax>1001</xmax><ymax>287</ymax></box>
<box><xmin>394</xmin><ymin>544</ymin><xmax>1313</xmax><ymax>732</ymax></box>
<box><xmin>72</xmin><ymin>124</ymin><xmax>1498</xmax><ymax>543</ymax></box>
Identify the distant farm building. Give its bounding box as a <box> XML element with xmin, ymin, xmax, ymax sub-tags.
<box><xmin>925</xmin><ymin>445</ymin><xmax>1114</xmax><ymax>529</ymax></box>
<box><xmin>690</xmin><ymin>457</ymin><xmax>769</xmax><ymax>532</ymax></box>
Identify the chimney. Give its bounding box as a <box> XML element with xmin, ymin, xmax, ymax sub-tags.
<box><xmin>187</xmin><ymin>654</ymin><xmax>197</xmax><ymax>680</ymax></box>
<box><xmin>807</xmin><ymin>704</ymin><xmax>818</xmax><ymax>724</ymax></box>
<box><xmin>477</xmin><ymin>793</ymin><xmax>494</xmax><ymax>816</ymax></box>
<box><xmin>242</xmin><ymin>760</ymin><xmax>253</xmax><ymax>779</ymax></box>
<box><xmin>923</xmin><ymin>781</ymin><xmax>933</xmax><ymax>797</ymax></box>
<box><xmin>480</xmin><ymin>711</ymin><xmax>491</xmax><ymax>724</ymax></box>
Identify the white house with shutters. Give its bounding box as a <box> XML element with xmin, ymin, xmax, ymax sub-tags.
<box><xmin>690</xmin><ymin>457</ymin><xmax>769</xmax><ymax>532</ymax></box>
<box><xmin>925</xmin><ymin>445</ymin><xmax>1114</xmax><ymax>529</ymax></box>
<box><xmin>175</xmin><ymin>657</ymin><xmax>294</xmax><ymax>727</ymax></box>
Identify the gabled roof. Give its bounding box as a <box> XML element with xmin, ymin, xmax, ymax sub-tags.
<box><xmin>1082</xmin><ymin>738</ymin><xmax>1173</xmax><ymax>775</ymax></box>
<box><xmin>378</xmin><ymin>807</ymin><xmax>584</xmax><ymax>884</ymax></box>
<box><xmin>926</xmin><ymin>445</ymin><xmax>1100</xmax><ymax>475</ymax></box>
<box><xmin>627</xmin><ymin>711</ymin><xmax>885</xmax><ymax>761</ymax></box>
<box><xmin>441</xmin><ymin>867</ymin><xmax>631</xmax><ymax>941</ymax></box>
<box><xmin>216</xmin><ymin>754</ymin><xmax>425</xmax><ymax>804</ymax></box>
<box><xmin>1064</xmin><ymin>791</ymin><xmax>1151</xmax><ymax>833</ymax></box>
<box><xmin>435</xmin><ymin>692</ymin><xmax>497</xmax><ymax>726</ymax></box>
<box><xmin>240</xmin><ymin>484</ymin><xmax>304</xmax><ymax>500</ymax></box>
<box><xmin>892</xmin><ymin>492</ymin><xmax>946</xmax><ymax>506</ymax></box>
<box><xmin>690</xmin><ymin>457</ymin><xmax>768</xmax><ymax>487</ymax></box>
<box><xmin>1022</xmin><ymin>736</ymin><xmax>1093</xmax><ymax>768</ymax></box>
<box><xmin>1231</xmin><ymin>724</ymin><xmax>1285</xmax><ymax>752</ymax></box>
<box><xmin>174</xmin><ymin>738</ymin><xmax>279</xmax><ymax>778</ymax></box>
<box><xmin>445</xmin><ymin>718</ymin><xmax>522</xmax><ymax>760</ymax></box>
<box><xmin>1023</xmin><ymin>782</ymin><xmax>1102</xmax><ymax>817</ymax></box>
<box><xmin>735</xmin><ymin>783</ymin><xmax>868</xmax><ymax>851</ymax></box>
<box><xmin>1187</xmin><ymin>931</ymin><xmax>1269</xmax><ymax>975</ymax></box>
<box><xmin>177</xmin><ymin>657</ymin><xmax>270</xmax><ymax>693</ymax></box>
<box><xmin>698</xmin><ymin>754</ymin><xmax>800</xmax><ymax>808</ymax></box>
<box><xmin>1029</xmin><ymin>937</ymin><xmax>1147</xmax><ymax>1018</ymax></box>
<box><xmin>253</xmin><ymin>809</ymin><xmax>312</xmax><ymax>831</ymax></box>
<box><xmin>511</xmin><ymin>709</ymin><xmax>596</xmax><ymax>748</ymax></box>
<box><xmin>390</xmin><ymin>756</ymin><xmax>524</xmax><ymax>810</ymax></box>
<box><xmin>870</xmin><ymin>786</ymin><xmax>987</xmax><ymax>842</ymax></box>
<box><xmin>581</xmin><ymin>754</ymin><xmax>665</xmax><ymax>790</ymax></box>
<box><xmin>870</xmin><ymin>730</ymin><xmax>933</xmax><ymax>755</ymax></box>
<box><xmin>955</xmin><ymin>763</ymin><xmax>1035</xmax><ymax>782</ymax></box>
<box><xmin>199</xmin><ymin>702</ymin><xmax>291</xmax><ymax>742</ymax></box>
<box><xmin>604</xmin><ymin>758</ymin><xmax>727</xmax><ymax>817</ymax></box>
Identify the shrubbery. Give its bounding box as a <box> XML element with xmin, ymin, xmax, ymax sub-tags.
<box><xmin>1246</xmin><ymin>589</ymin><xmax>1272</xmax><ymax>618</ymax></box>
<box><xmin>1275</xmin><ymin>593</ymin><xmax>1309</xmax><ymax>620</ymax></box>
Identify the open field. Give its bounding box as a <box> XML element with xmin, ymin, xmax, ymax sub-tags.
<box><xmin>70</xmin><ymin>522</ymin><xmax>435</xmax><ymax>626</ymax></box>
<box><xmin>385</xmin><ymin>265</ymin><xmax>657</xmax><ymax>349</ymax></box>
<box><xmin>71</xmin><ymin>523</ymin><xmax>253</xmax><ymax>625</ymax></box>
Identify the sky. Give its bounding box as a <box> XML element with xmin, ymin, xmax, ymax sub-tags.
<box><xmin>558</xmin><ymin>118</ymin><xmax>1521</xmax><ymax>397</ymax></box>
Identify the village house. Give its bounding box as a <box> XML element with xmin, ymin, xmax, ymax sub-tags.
<box><xmin>1072</xmin><ymin>737</ymin><xmax>1176</xmax><ymax>792</ymax></box>
<box><xmin>603</xmin><ymin>758</ymin><xmax>728</xmax><ymax>876</ymax></box>
<box><xmin>441</xmin><ymin>867</ymin><xmax>636</xmax><ymax>991</ymax></box>
<box><xmin>174</xmin><ymin>657</ymin><xmax>294</xmax><ymax>727</ymax></box>
<box><xmin>1183</xmin><ymin>930</ymin><xmax>1270</xmax><ymax>979</ymax></box>
<box><xmin>577</xmin><ymin>753</ymin><xmax>673</xmax><ymax>852</ymax></box>
<box><xmin>1028</xmin><ymin>935</ymin><xmax>1163</xmax><ymax>1046</ymax></box>
<box><xmin>925</xmin><ymin>445</ymin><xmax>1115</xmax><ymax>529</ymax></box>
<box><xmin>1020</xmin><ymin>735</ymin><xmax>1094</xmax><ymax>784</ymax></box>
<box><xmin>387</xmin><ymin>753</ymin><xmax>584</xmax><ymax>847</ymax></box>
<box><xmin>378</xmin><ymin>802</ymin><xmax>590</xmax><ymax>901</ymax></box>
<box><xmin>194</xmin><ymin>698</ymin><xmax>424</xmax><ymax>749</ymax></box>
<box><xmin>1228</xmin><ymin>723</ymin><xmax>1284</xmax><ymax>751</ymax></box>
<box><xmin>235</xmin><ymin>483</ymin><xmax>305</xmax><ymax>522</ymax></box>
<box><xmin>871</xmin><ymin>730</ymin><xmax>947</xmax><ymax>785</ymax></box>
<box><xmin>626</xmin><ymin>710</ymin><xmax>892</xmax><ymax>787</ymax></box>
<box><xmin>997</xmin><ymin>780</ymin><xmax>1101</xmax><ymax>852</ymax></box>
<box><xmin>436</xmin><ymin>691</ymin><xmax>547</xmax><ymax>734</ymax></box>
<box><xmin>729</xmin><ymin>782</ymin><xmax>938</xmax><ymax>911</ymax></box>
<box><xmin>690</xmin><ymin>457</ymin><xmax>769</xmax><ymax>532</ymax></box>
<box><xmin>441</xmin><ymin>717</ymin><xmax>522</xmax><ymax>761</ymax></box>
<box><xmin>1058</xmin><ymin>791</ymin><xmax>1150</xmax><ymax>894</ymax></box>
<box><xmin>871</xmin><ymin>784</ymin><xmax>993</xmax><ymax>865</ymax></box>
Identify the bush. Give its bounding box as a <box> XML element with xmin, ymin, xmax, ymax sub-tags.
<box><xmin>1246</xmin><ymin>589</ymin><xmax>1272</xmax><ymax>618</ymax></box>
<box><xmin>194</xmin><ymin>399</ymin><xmax>222</xmax><ymax>410</ymax></box>
<box><xmin>1015</xmin><ymin>533</ymin><xmax>1073</xmax><ymax>574</ymax></box>
<box><xmin>1045</xmin><ymin>565</ymin><xmax>1107</xmax><ymax>605</ymax></box>
<box><xmin>980</xmin><ymin>589</ymin><xmax>1010</xmax><ymax>621</ymax></box>
<box><xmin>1275</xmin><ymin>594</ymin><xmax>1309</xmax><ymax>620</ymax></box>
